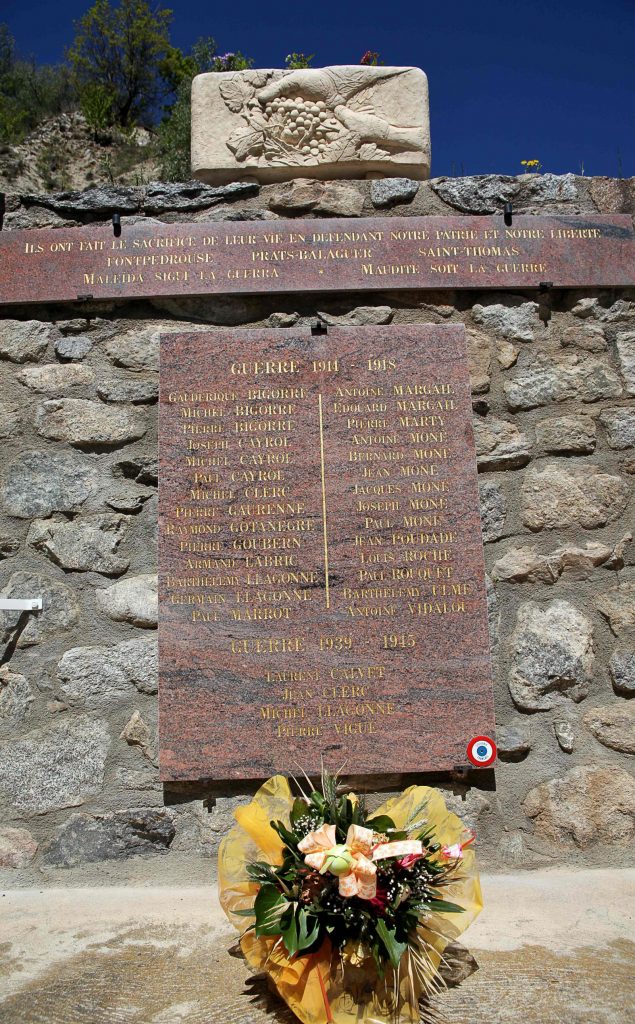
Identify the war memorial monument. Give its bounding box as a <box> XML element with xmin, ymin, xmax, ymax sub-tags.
<box><xmin>0</xmin><ymin>61</ymin><xmax>634</xmax><ymax>1024</ymax></box>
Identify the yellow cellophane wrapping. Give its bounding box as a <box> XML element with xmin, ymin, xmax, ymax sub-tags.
<box><xmin>218</xmin><ymin>776</ymin><xmax>483</xmax><ymax>1024</ymax></box>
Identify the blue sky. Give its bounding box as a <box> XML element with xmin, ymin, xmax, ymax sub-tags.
<box><xmin>1</xmin><ymin>0</ymin><xmax>634</xmax><ymax>178</ymax></box>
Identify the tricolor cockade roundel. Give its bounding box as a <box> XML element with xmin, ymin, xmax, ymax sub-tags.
<box><xmin>467</xmin><ymin>736</ymin><xmax>497</xmax><ymax>767</ymax></box>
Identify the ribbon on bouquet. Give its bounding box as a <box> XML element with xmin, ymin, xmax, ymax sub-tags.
<box><xmin>298</xmin><ymin>823</ymin><xmax>424</xmax><ymax>900</ymax></box>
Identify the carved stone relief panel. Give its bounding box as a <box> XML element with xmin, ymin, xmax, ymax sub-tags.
<box><xmin>191</xmin><ymin>66</ymin><xmax>430</xmax><ymax>184</ymax></box>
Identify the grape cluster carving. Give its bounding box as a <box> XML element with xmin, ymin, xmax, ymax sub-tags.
<box><xmin>258</xmin><ymin>95</ymin><xmax>341</xmax><ymax>160</ymax></box>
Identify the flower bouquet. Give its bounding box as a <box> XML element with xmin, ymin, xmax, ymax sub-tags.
<box><xmin>219</xmin><ymin>770</ymin><xmax>482</xmax><ymax>1023</ymax></box>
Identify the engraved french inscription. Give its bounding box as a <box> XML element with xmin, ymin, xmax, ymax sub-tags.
<box><xmin>2</xmin><ymin>215</ymin><xmax>634</xmax><ymax>307</ymax></box>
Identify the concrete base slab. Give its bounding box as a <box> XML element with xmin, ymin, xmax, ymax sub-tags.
<box><xmin>1</xmin><ymin>870</ymin><xmax>633</xmax><ymax>1023</ymax></box>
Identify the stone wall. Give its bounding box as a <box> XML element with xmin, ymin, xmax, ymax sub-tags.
<box><xmin>1</xmin><ymin>172</ymin><xmax>634</xmax><ymax>883</ymax></box>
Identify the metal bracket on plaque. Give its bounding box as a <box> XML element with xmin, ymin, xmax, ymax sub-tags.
<box><xmin>0</xmin><ymin>598</ymin><xmax>43</xmax><ymax>611</ymax></box>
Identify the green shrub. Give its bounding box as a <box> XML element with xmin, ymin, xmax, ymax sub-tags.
<box><xmin>157</xmin><ymin>83</ymin><xmax>191</xmax><ymax>181</ymax></box>
<box><xmin>285</xmin><ymin>52</ymin><xmax>314</xmax><ymax>69</ymax></box>
<box><xmin>0</xmin><ymin>24</ymin><xmax>76</xmax><ymax>144</ymax></box>
<box><xmin>35</xmin><ymin>138</ymin><xmax>72</xmax><ymax>190</ymax></box>
<box><xmin>157</xmin><ymin>38</ymin><xmax>253</xmax><ymax>182</ymax></box>
<box><xmin>79</xmin><ymin>82</ymin><xmax>114</xmax><ymax>132</ymax></box>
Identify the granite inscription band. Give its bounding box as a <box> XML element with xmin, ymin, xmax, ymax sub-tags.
<box><xmin>1</xmin><ymin>214</ymin><xmax>634</xmax><ymax>307</ymax></box>
<box><xmin>158</xmin><ymin>325</ymin><xmax>495</xmax><ymax>781</ymax></box>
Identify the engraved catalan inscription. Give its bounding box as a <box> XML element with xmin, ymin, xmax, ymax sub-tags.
<box><xmin>1</xmin><ymin>215</ymin><xmax>634</xmax><ymax>307</ymax></box>
<box><xmin>158</xmin><ymin>326</ymin><xmax>494</xmax><ymax>780</ymax></box>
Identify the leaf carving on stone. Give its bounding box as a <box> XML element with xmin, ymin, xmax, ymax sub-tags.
<box><xmin>263</xmin><ymin>137</ymin><xmax>308</xmax><ymax>166</ymax></box>
<box><xmin>226</xmin><ymin>125</ymin><xmax>265</xmax><ymax>162</ymax></box>
<box><xmin>219</xmin><ymin>76</ymin><xmax>255</xmax><ymax>113</ymax></box>
<box><xmin>321</xmin><ymin>130</ymin><xmax>361</xmax><ymax>163</ymax></box>
<box><xmin>244</xmin><ymin>107</ymin><xmax>269</xmax><ymax>130</ymax></box>
<box><xmin>324</xmin><ymin>67</ymin><xmax>407</xmax><ymax>105</ymax></box>
<box><xmin>243</xmin><ymin>70</ymin><xmax>275</xmax><ymax>90</ymax></box>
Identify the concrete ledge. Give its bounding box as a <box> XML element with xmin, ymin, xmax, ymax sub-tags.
<box><xmin>1</xmin><ymin>869</ymin><xmax>633</xmax><ymax>1022</ymax></box>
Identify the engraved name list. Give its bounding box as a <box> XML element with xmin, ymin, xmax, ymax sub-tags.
<box><xmin>158</xmin><ymin>326</ymin><xmax>495</xmax><ymax>780</ymax></box>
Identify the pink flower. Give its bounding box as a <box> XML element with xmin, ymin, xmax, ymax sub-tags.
<box><xmin>397</xmin><ymin>853</ymin><xmax>423</xmax><ymax>870</ymax></box>
<box><xmin>441</xmin><ymin>830</ymin><xmax>476</xmax><ymax>860</ymax></box>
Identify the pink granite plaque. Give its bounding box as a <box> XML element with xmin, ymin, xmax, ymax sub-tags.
<box><xmin>1</xmin><ymin>214</ymin><xmax>633</xmax><ymax>306</ymax></box>
<box><xmin>159</xmin><ymin>325</ymin><xmax>494</xmax><ymax>780</ymax></box>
